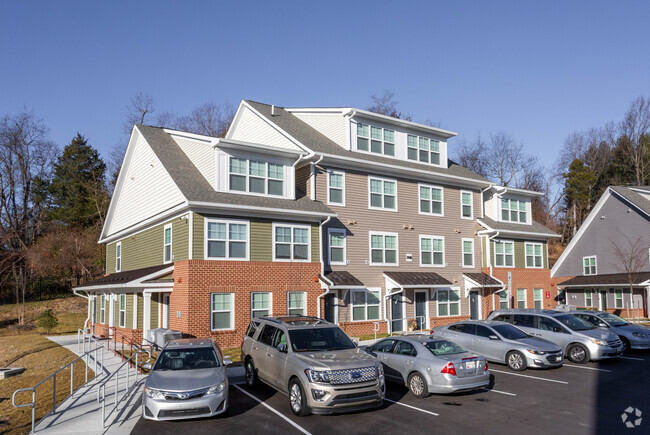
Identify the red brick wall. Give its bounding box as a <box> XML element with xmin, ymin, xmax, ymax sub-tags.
<box><xmin>483</xmin><ymin>267</ymin><xmax>560</xmax><ymax>315</ymax></box>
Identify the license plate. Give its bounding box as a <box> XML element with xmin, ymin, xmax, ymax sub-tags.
<box><xmin>465</xmin><ymin>361</ymin><xmax>477</xmax><ymax>369</ymax></box>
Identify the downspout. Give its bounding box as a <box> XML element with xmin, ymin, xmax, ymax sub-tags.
<box><xmin>73</xmin><ymin>289</ymin><xmax>91</xmax><ymax>333</ymax></box>
<box><xmin>317</xmin><ymin>274</ymin><xmax>334</xmax><ymax>319</ymax></box>
<box><xmin>316</xmin><ymin>215</ymin><xmax>333</xmax><ymax>318</ymax></box>
<box><xmin>487</xmin><ymin>231</ymin><xmax>502</xmax><ymax>309</ymax></box>
<box><xmin>310</xmin><ymin>155</ymin><xmax>324</xmax><ymax>200</ymax></box>
<box><xmin>384</xmin><ymin>285</ymin><xmax>405</xmax><ymax>335</ymax></box>
<box><xmin>480</xmin><ymin>185</ymin><xmax>492</xmax><ymax>219</ymax></box>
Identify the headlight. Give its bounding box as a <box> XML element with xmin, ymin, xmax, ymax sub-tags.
<box><xmin>376</xmin><ymin>363</ymin><xmax>384</xmax><ymax>377</ymax></box>
<box><xmin>144</xmin><ymin>387</ymin><xmax>164</xmax><ymax>399</ymax></box>
<box><xmin>305</xmin><ymin>369</ymin><xmax>330</xmax><ymax>383</ymax></box>
<box><xmin>633</xmin><ymin>332</ymin><xmax>649</xmax><ymax>338</ymax></box>
<box><xmin>591</xmin><ymin>339</ymin><xmax>607</xmax><ymax>346</ymax></box>
<box><xmin>527</xmin><ymin>349</ymin><xmax>547</xmax><ymax>355</ymax></box>
<box><xmin>206</xmin><ymin>382</ymin><xmax>226</xmax><ymax>395</ymax></box>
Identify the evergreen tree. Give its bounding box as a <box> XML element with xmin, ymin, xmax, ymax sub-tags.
<box><xmin>37</xmin><ymin>308</ymin><xmax>58</xmax><ymax>334</ymax></box>
<box><xmin>563</xmin><ymin>159</ymin><xmax>597</xmax><ymax>238</ymax></box>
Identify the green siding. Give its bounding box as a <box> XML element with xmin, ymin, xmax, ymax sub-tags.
<box><xmin>106</xmin><ymin>244</ymin><xmax>116</xmax><ymax>273</ymax></box>
<box><xmin>193</xmin><ymin>212</ymin><xmax>204</xmax><ymax>260</ymax></box>
<box><xmin>514</xmin><ymin>240</ymin><xmax>526</xmax><ymax>268</ymax></box>
<box><xmin>137</xmin><ymin>294</ymin><xmax>144</xmax><ymax>329</ymax></box>
<box><xmin>125</xmin><ymin>293</ymin><xmax>134</xmax><ymax>329</ymax></box>
<box><xmin>250</xmin><ymin>220</ymin><xmax>272</xmax><ymax>261</ymax></box>
<box><xmin>172</xmin><ymin>218</ymin><xmax>190</xmax><ymax>264</ymax></box>
<box><xmin>310</xmin><ymin>223</ymin><xmax>320</xmax><ymax>262</ymax></box>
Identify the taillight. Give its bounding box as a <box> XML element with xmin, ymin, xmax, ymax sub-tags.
<box><xmin>441</xmin><ymin>362</ymin><xmax>457</xmax><ymax>376</ymax></box>
<box><xmin>484</xmin><ymin>360</ymin><xmax>488</xmax><ymax>371</ymax></box>
<box><xmin>429</xmin><ymin>329</ymin><xmax>434</xmax><ymax>335</ymax></box>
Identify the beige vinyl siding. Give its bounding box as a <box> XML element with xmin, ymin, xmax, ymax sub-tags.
<box><xmin>151</xmin><ymin>293</ymin><xmax>160</xmax><ymax>329</ymax></box>
<box><xmin>295</xmin><ymin>165</ymin><xmax>311</xmax><ymax>197</ymax></box>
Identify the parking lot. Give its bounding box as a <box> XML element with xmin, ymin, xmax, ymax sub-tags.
<box><xmin>133</xmin><ymin>353</ymin><xmax>650</xmax><ymax>434</ymax></box>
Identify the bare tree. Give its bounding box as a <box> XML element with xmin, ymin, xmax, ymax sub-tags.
<box><xmin>611</xmin><ymin>234</ymin><xmax>648</xmax><ymax>315</ymax></box>
<box><xmin>123</xmin><ymin>92</ymin><xmax>156</xmax><ymax>134</ymax></box>
<box><xmin>173</xmin><ymin>102</ymin><xmax>235</xmax><ymax>137</ymax></box>
<box><xmin>618</xmin><ymin>96</ymin><xmax>650</xmax><ymax>185</ymax></box>
<box><xmin>367</xmin><ymin>91</ymin><xmax>411</xmax><ymax>120</ymax></box>
<box><xmin>454</xmin><ymin>134</ymin><xmax>488</xmax><ymax>178</ymax></box>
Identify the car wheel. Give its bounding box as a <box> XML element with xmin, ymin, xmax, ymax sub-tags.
<box><xmin>567</xmin><ymin>344</ymin><xmax>590</xmax><ymax>364</ymax></box>
<box><xmin>620</xmin><ymin>337</ymin><xmax>630</xmax><ymax>353</ymax></box>
<box><xmin>506</xmin><ymin>351</ymin><xmax>527</xmax><ymax>371</ymax></box>
<box><xmin>245</xmin><ymin>359</ymin><xmax>258</xmax><ymax>387</ymax></box>
<box><xmin>408</xmin><ymin>372</ymin><xmax>429</xmax><ymax>398</ymax></box>
<box><xmin>289</xmin><ymin>379</ymin><xmax>310</xmax><ymax>416</ymax></box>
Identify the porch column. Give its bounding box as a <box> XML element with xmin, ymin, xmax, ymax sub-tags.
<box><xmin>143</xmin><ymin>292</ymin><xmax>152</xmax><ymax>345</ymax></box>
<box><xmin>108</xmin><ymin>293</ymin><xmax>115</xmax><ymax>337</ymax></box>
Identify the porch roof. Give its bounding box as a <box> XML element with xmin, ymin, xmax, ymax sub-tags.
<box><xmin>320</xmin><ymin>271</ymin><xmax>365</xmax><ymax>288</ymax></box>
<box><xmin>74</xmin><ymin>264</ymin><xmax>174</xmax><ymax>291</ymax></box>
<box><xmin>384</xmin><ymin>271</ymin><xmax>452</xmax><ymax>288</ymax></box>
<box><xmin>463</xmin><ymin>273</ymin><xmax>504</xmax><ymax>288</ymax></box>
<box><xmin>559</xmin><ymin>272</ymin><xmax>650</xmax><ymax>288</ymax></box>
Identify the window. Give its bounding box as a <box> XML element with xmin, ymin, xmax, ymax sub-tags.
<box><xmin>258</xmin><ymin>325</ymin><xmax>278</xmax><ymax>346</ymax></box>
<box><xmin>526</xmin><ymin>243</ymin><xmax>543</xmax><ymax>268</ymax></box>
<box><xmin>287</xmin><ymin>292</ymin><xmax>306</xmax><ymax>316</ymax></box>
<box><xmin>585</xmin><ymin>290</ymin><xmax>592</xmax><ymax>307</ymax></box>
<box><xmin>357</xmin><ymin>123</ymin><xmax>395</xmax><ymax>156</ymax></box>
<box><xmin>498</xmin><ymin>290</ymin><xmax>509</xmax><ymax>309</ymax></box>
<box><xmin>370</xmin><ymin>232</ymin><xmax>398</xmax><ymax>265</ymax></box>
<box><xmin>615</xmin><ymin>290</ymin><xmax>623</xmax><ymax>309</ymax></box>
<box><xmin>274</xmin><ymin>224</ymin><xmax>310</xmax><ymax>261</ymax></box>
<box><xmin>119</xmin><ymin>294</ymin><xmax>126</xmax><ymax>327</ymax></box>
<box><xmin>328</xmin><ymin>229</ymin><xmax>346</xmax><ymax>265</ymax></box>
<box><xmin>501</xmin><ymin>198</ymin><xmax>527</xmax><ymax>223</ymax></box>
<box><xmin>115</xmin><ymin>242</ymin><xmax>121</xmax><ymax>273</ymax></box>
<box><xmin>211</xmin><ymin>293</ymin><xmax>233</xmax><ymax>330</ymax></box>
<box><xmin>420</xmin><ymin>236</ymin><xmax>444</xmax><ymax>267</ymax></box>
<box><xmin>251</xmin><ymin>292</ymin><xmax>271</xmax><ymax>318</ymax></box>
<box><xmin>407</xmin><ymin>134</ymin><xmax>441</xmax><ymax>165</ymax></box>
<box><xmin>437</xmin><ymin>289</ymin><xmax>460</xmax><ymax>316</ymax></box>
<box><xmin>475</xmin><ymin>325</ymin><xmax>494</xmax><ymax>338</ymax></box>
<box><xmin>100</xmin><ymin>294</ymin><xmax>106</xmax><ymax>324</ymax></box>
<box><xmin>534</xmin><ymin>288</ymin><xmax>543</xmax><ymax>309</ymax></box>
<box><xmin>163</xmin><ymin>224</ymin><xmax>172</xmax><ymax>264</ymax></box>
<box><xmin>517</xmin><ymin>289</ymin><xmax>526</xmax><ymax>309</ymax></box>
<box><xmin>461</xmin><ymin>191</ymin><xmax>473</xmax><ymax>219</ymax></box>
<box><xmin>583</xmin><ymin>256</ymin><xmax>597</xmax><ymax>275</ymax></box>
<box><xmin>327</xmin><ymin>170</ymin><xmax>345</xmax><ymax>205</ymax></box>
<box><xmin>206</xmin><ymin>219</ymin><xmax>248</xmax><ymax>260</ymax></box>
<box><xmin>419</xmin><ymin>185</ymin><xmax>443</xmax><ymax>215</ymax></box>
<box><xmin>351</xmin><ymin>289</ymin><xmax>381</xmax><ymax>321</ymax></box>
<box><xmin>369</xmin><ymin>177</ymin><xmax>397</xmax><ymax>210</ymax></box>
<box><xmin>462</xmin><ymin>239</ymin><xmax>474</xmax><ymax>267</ymax></box>
<box><xmin>394</xmin><ymin>341</ymin><xmax>417</xmax><ymax>356</ymax></box>
<box><xmin>494</xmin><ymin>240</ymin><xmax>514</xmax><ymax>267</ymax></box>
<box><xmin>228</xmin><ymin>157</ymin><xmax>284</xmax><ymax>196</ymax></box>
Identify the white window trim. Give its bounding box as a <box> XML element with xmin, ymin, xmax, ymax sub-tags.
<box><xmin>584</xmin><ymin>289</ymin><xmax>593</xmax><ymax>307</ymax></box>
<box><xmin>406</xmin><ymin>133</ymin><xmax>444</xmax><ymax>168</ymax></box>
<box><xmin>287</xmin><ymin>291</ymin><xmax>307</xmax><ymax>316</ymax></box>
<box><xmin>462</xmin><ymin>238</ymin><xmax>475</xmax><ymax>268</ymax></box>
<box><xmin>163</xmin><ymin>224</ymin><xmax>172</xmax><ymax>264</ymax></box>
<box><xmin>419</xmin><ymin>235</ymin><xmax>445</xmax><ymax>268</ymax></box>
<box><xmin>583</xmin><ymin>255</ymin><xmax>597</xmax><ymax>276</ymax></box>
<box><xmin>350</xmin><ymin>288</ymin><xmax>381</xmax><ymax>322</ymax></box>
<box><xmin>327</xmin><ymin>169</ymin><xmax>346</xmax><ymax>206</ymax></box>
<box><xmin>119</xmin><ymin>294</ymin><xmax>126</xmax><ymax>328</ymax></box>
<box><xmin>494</xmin><ymin>239</ymin><xmax>515</xmax><ymax>268</ymax></box>
<box><xmin>228</xmin><ymin>157</ymin><xmax>285</xmax><ymax>197</ymax></box>
<box><xmin>251</xmin><ymin>292</ymin><xmax>272</xmax><ymax>318</ymax></box>
<box><xmin>497</xmin><ymin>289</ymin><xmax>510</xmax><ymax>309</ymax></box>
<box><xmin>460</xmin><ymin>190</ymin><xmax>473</xmax><ymax>220</ymax></box>
<box><xmin>516</xmin><ymin>288</ymin><xmax>527</xmax><ymax>309</ymax></box>
<box><xmin>525</xmin><ymin>242</ymin><xmax>544</xmax><ymax>269</ymax></box>
<box><xmin>436</xmin><ymin>288</ymin><xmax>461</xmax><ymax>317</ymax></box>
<box><xmin>614</xmin><ymin>290</ymin><xmax>623</xmax><ymax>309</ymax></box>
<box><xmin>532</xmin><ymin>288</ymin><xmax>543</xmax><ymax>309</ymax></box>
<box><xmin>499</xmin><ymin>197</ymin><xmax>530</xmax><ymax>224</ymax></box>
<box><xmin>368</xmin><ymin>176</ymin><xmax>398</xmax><ymax>212</ymax></box>
<box><xmin>204</xmin><ymin>218</ymin><xmax>250</xmax><ymax>261</ymax></box>
<box><xmin>328</xmin><ymin>228</ymin><xmax>347</xmax><ymax>266</ymax></box>
<box><xmin>100</xmin><ymin>294</ymin><xmax>106</xmax><ymax>324</ymax></box>
<box><xmin>272</xmin><ymin>222</ymin><xmax>312</xmax><ymax>262</ymax></box>
<box><xmin>418</xmin><ymin>183</ymin><xmax>444</xmax><ymax>217</ymax></box>
<box><xmin>210</xmin><ymin>292</ymin><xmax>234</xmax><ymax>331</ymax></box>
<box><xmin>115</xmin><ymin>242</ymin><xmax>121</xmax><ymax>273</ymax></box>
<box><xmin>369</xmin><ymin>231</ymin><xmax>399</xmax><ymax>266</ymax></box>
<box><xmin>355</xmin><ymin>122</ymin><xmax>396</xmax><ymax>157</ymax></box>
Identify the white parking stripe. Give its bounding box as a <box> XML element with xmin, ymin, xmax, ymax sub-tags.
<box><xmin>234</xmin><ymin>385</ymin><xmax>312</xmax><ymax>435</ymax></box>
<box><xmin>384</xmin><ymin>398</ymin><xmax>439</xmax><ymax>416</ymax></box>
<box><xmin>486</xmin><ymin>389</ymin><xmax>517</xmax><ymax>396</ymax></box>
<box><xmin>489</xmin><ymin>369</ymin><xmax>569</xmax><ymax>384</ymax></box>
<box><xmin>563</xmin><ymin>364</ymin><xmax>612</xmax><ymax>372</ymax></box>
<box><xmin>618</xmin><ymin>356</ymin><xmax>645</xmax><ymax>361</ymax></box>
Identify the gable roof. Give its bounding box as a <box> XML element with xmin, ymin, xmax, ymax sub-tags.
<box><xmin>478</xmin><ymin>216</ymin><xmax>559</xmax><ymax>238</ymax></box>
<box><xmin>610</xmin><ymin>185</ymin><xmax>650</xmax><ymax>217</ymax></box>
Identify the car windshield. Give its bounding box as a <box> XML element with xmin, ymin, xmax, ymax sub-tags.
<box><xmin>491</xmin><ymin>324</ymin><xmax>529</xmax><ymax>340</ymax></box>
<box><xmin>424</xmin><ymin>340</ymin><xmax>467</xmax><ymax>356</ymax></box>
<box><xmin>555</xmin><ymin>314</ymin><xmax>595</xmax><ymax>331</ymax></box>
<box><xmin>154</xmin><ymin>348</ymin><xmax>221</xmax><ymax>371</ymax></box>
<box><xmin>598</xmin><ymin>313</ymin><xmax>628</xmax><ymax>326</ymax></box>
<box><xmin>288</xmin><ymin>327</ymin><xmax>356</xmax><ymax>352</ymax></box>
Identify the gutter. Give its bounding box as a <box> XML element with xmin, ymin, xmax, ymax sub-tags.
<box><xmin>73</xmin><ymin>289</ymin><xmax>91</xmax><ymax>333</ymax></box>
<box><xmin>316</xmin><ymin>215</ymin><xmax>333</xmax><ymax>318</ymax></box>
<box><xmin>310</xmin><ymin>155</ymin><xmax>324</xmax><ymax>200</ymax></box>
<box><xmin>317</xmin><ymin>273</ymin><xmax>334</xmax><ymax>319</ymax></box>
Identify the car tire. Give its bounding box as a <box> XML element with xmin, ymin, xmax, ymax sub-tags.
<box><xmin>289</xmin><ymin>379</ymin><xmax>310</xmax><ymax>417</ymax></box>
<box><xmin>567</xmin><ymin>344</ymin><xmax>590</xmax><ymax>364</ymax></box>
<box><xmin>506</xmin><ymin>351</ymin><xmax>527</xmax><ymax>371</ymax></box>
<box><xmin>620</xmin><ymin>337</ymin><xmax>630</xmax><ymax>353</ymax></box>
<box><xmin>245</xmin><ymin>358</ymin><xmax>258</xmax><ymax>387</ymax></box>
<box><xmin>408</xmin><ymin>372</ymin><xmax>429</xmax><ymax>398</ymax></box>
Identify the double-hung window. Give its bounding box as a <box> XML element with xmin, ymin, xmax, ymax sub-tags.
<box><xmin>351</xmin><ymin>289</ymin><xmax>380</xmax><ymax>321</ymax></box>
<box><xmin>229</xmin><ymin>157</ymin><xmax>284</xmax><ymax>196</ymax></box>
<box><xmin>583</xmin><ymin>256</ymin><xmax>596</xmax><ymax>275</ymax></box>
<box><xmin>534</xmin><ymin>288</ymin><xmax>543</xmax><ymax>309</ymax></box>
<box><xmin>251</xmin><ymin>292</ymin><xmax>271</xmax><ymax>318</ymax></box>
<box><xmin>501</xmin><ymin>198</ymin><xmax>527</xmax><ymax>223</ymax></box>
<box><xmin>407</xmin><ymin>134</ymin><xmax>441</xmax><ymax>165</ymax></box>
<box><xmin>274</xmin><ymin>224</ymin><xmax>310</xmax><ymax>261</ymax></box>
<box><xmin>370</xmin><ymin>232</ymin><xmax>398</xmax><ymax>265</ymax></box>
<box><xmin>119</xmin><ymin>294</ymin><xmax>126</xmax><ymax>327</ymax></box>
<box><xmin>100</xmin><ymin>294</ymin><xmax>106</xmax><ymax>324</ymax></box>
<box><xmin>206</xmin><ymin>219</ymin><xmax>248</xmax><ymax>260</ymax></box>
<box><xmin>461</xmin><ymin>191</ymin><xmax>473</xmax><ymax>219</ymax></box>
<box><xmin>369</xmin><ymin>177</ymin><xmax>397</xmax><ymax>210</ymax></box>
<box><xmin>328</xmin><ymin>229</ymin><xmax>346</xmax><ymax>265</ymax></box>
<box><xmin>462</xmin><ymin>238</ymin><xmax>474</xmax><ymax>267</ymax></box>
<box><xmin>420</xmin><ymin>236</ymin><xmax>444</xmax><ymax>267</ymax></box>
<box><xmin>419</xmin><ymin>185</ymin><xmax>443</xmax><ymax>215</ymax></box>
<box><xmin>115</xmin><ymin>242</ymin><xmax>121</xmax><ymax>273</ymax></box>
<box><xmin>437</xmin><ymin>289</ymin><xmax>460</xmax><ymax>316</ymax></box>
<box><xmin>517</xmin><ymin>289</ymin><xmax>526</xmax><ymax>308</ymax></box>
<box><xmin>287</xmin><ymin>292</ymin><xmax>306</xmax><ymax>316</ymax></box>
<box><xmin>211</xmin><ymin>293</ymin><xmax>234</xmax><ymax>330</ymax></box>
<box><xmin>494</xmin><ymin>240</ymin><xmax>514</xmax><ymax>267</ymax></box>
<box><xmin>615</xmin><ymin>290</ymin><xmax>623</xmax><ymax>309</ymax></box>
<box><xmin>163</xmin><ymin>224</ymin><xmax>172</xmax><ymax>264</ymax></box>
<box><xmin>525</xmin><ymin>243</ymin><xmax>543</xmax><ymax>268</ymax></box>
<box><xmin>357</xmin><ymin>123</ymin><xmax>395</xmax><ymax>156</ymax></box>
<box><xmin>498</xmin><ymin>290</ymin><xmax>509</xmax><ymax>309</ymax></box>
<box><xmin>584</xmin><ymin>290</ymin><xmax>592</xmax><ymax>307</ymax></box>
<box><xmin>327</xmin><ymin>170</ymin><xmax>345</xmax><ymax>205</ymax></box>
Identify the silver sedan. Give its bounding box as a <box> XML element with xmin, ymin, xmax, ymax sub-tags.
<box><xmin>365</xmin><ymin>334</ymin><xmax>490</xmax><ymax>397</ymax></box>
<box><xmin>432</xmin><ymin>320</ymin><xmax>563</xmax><ymax>371</ymax></box>
<box><xmin>570</xmin><ymin>311</ymin><xmax>650</xmax><ymax>352</ymax></box>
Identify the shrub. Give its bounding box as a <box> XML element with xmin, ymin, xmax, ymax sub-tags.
<box><xmin>37</xmin><ymin>308</ymin><xmax>59</xmax><ymax>334</ymax></box>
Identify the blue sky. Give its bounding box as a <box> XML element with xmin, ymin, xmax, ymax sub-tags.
<box><xmin>1</xmin><ymin>0</ymin><xmax>649</xmax><ymax>169</ymax></box>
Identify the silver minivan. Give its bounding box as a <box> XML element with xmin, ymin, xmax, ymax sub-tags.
<box><xmin>569</xmin><ymin>310</ymin><xmax>650</xmax><ymax>352</ymax></box>
<box><xmin>487</xmin><ymin>309</ymin><xmax>623</xmax><ymax>364</ymax></box>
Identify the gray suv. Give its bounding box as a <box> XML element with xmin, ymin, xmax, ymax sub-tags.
<box><xmin>487</xmin><ymin>309</ymin><xmax>623</xmax><ymax>364</ymax></box>
<box><xmin>241</xmin><ymin>316</ymin><xmax>385</xmax><ymax>416</ymax></box>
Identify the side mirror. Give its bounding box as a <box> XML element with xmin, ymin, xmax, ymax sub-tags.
<box><xmin>365</xmin><ymin>346</ymin><xmax>374</xmax><ymax>353</ymax></box>
<box><xmin>276</xmin><ymin>343</ymin><xmax>287</xmax><ymax>353</ymax></box>
<box><xmin>488</xmin><ymin>335</ymin><xmax>500</xmax><ymax>341</ymax></box>
<box><xmin>351</xmin><ymin>338</ymin><xmax>359</xmax><ymax>347</ymax></box>
<box><xmin>223</xmin><ymin>357</ymin><xmax>233</xmax><ymax>365</ymax></box>
<box><xmin>598</xmin><ymin>322</ymin><xmax>608</xmax><ymax>328</ymax></box>
<box><xmin>142</xmin><ymin>363</ymin><xmax>153</xmax><ymax>371</ymax></box>
<box><xmin>552</xmin><ymin>327</ymin><xmax>562</xmax><ymax>333</ymax></box>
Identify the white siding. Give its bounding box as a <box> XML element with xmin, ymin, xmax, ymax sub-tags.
<box><xmin>230</xmin><ymin>105</ymin><xmax>302</xmax><ymax>151</ymax></box>
<box><xmin>107</xmin><ymin>135</ymin><xmax>185</xmax><ymax>236</ymax></box>
<box><xmin>172</xmin><ymin>136</ymin><xmax>216</xmax><ymax>189</ymax></box>
<box><xmin>290</xmin><ymin>112</ymin><xmax>348</xmax><ymax>148</ymax></box>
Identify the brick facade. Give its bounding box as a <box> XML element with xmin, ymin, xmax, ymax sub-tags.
<box><xmin>484</xmin><ymin>267</ymin><xmax>560</xmax><ymax>314</ymax></box>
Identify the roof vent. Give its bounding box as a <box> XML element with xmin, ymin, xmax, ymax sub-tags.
<box><xmin>271</xmin><ymin>105</ymin><xmax>276</xmax><ymax>116</ymax></box>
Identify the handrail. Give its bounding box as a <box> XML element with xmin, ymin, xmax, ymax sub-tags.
<box><xmin>12</xmin><ymin>335</ymin><xmax>104</xmax><ymax>433</ymax></box>
<box><xmin>107</xmin><ymin>327</ymin><xmax>157</xmax><ymax>360</ymax></box>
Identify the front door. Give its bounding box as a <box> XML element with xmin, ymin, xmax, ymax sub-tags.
<box><xmin>470</xmin><ymin>292</ymin><xmax>480</xmax><ymax>320</ymax></box>
<box><xmin>600</xmin><ymin>291</ymin><xmax>608</xmax><ymax>311</ymax></box>
<box><xmin>415</xmin><ymin>291</ymin><xmax>428</xmax><ymax>330</ymax></box>
<box><xmin>391</xmin><ymin>294</ymin><xmax>404</xmax><ymax>332</ymax></box>
<box><xmin>324</xmin><ymin>293</ymin><xmax>336</xmax><ymax>323</ymax></box>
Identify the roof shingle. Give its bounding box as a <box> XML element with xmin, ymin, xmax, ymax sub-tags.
<box><xmin>384</xmin><ymin>271</ymin><xmax>452</xmax><ymax>287</ymax></box>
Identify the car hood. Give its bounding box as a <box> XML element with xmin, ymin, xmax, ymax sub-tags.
<box><xmin>579</xmin><ymin>328</ymin><xmax>619</xmax><ymax>341</ymax></box>
<box><xmin>294</xmin><ymin>348</ymin><xmax>377</xmax><ymax>370</ymax></box>
<box><xmin>510</xmin><ymin>336</ymin><xmax>561</xmax><ymax>352</ymax></box>
<box><xmin>146</xmin><ymin>367</ymin><xmax>226</xmax><ymax>391</ymax></box>
<box><xmin>613</xmin><ymin>324</ymin><xmax>650</xmax><ymax>334</ymax></box>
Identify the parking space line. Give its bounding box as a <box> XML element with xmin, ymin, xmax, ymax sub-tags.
<box><xmin>563</xmin><ymin>364</ymin><xmax>611</xmax><ymax>372</ymax></box>
<box><xmin>233</xmin><ymin>385</ymin><xmax>312</xmax><ymax>435</ymax></box>
<box><xmin>383</xmin><ymin>398</ymin><xmax>439</xmax><ymax>416</ymax></box>
<box><xmin>486</xmin><ymin>389</ymin><xmax>517</xmax><ymax>396</ymax></box>
<box><xmin>489</xmin><ymin>369</ymin><xmax>569</xmax><ymax>384</ymax></box>
<box><xmin>618</xmin><ymin>356</ymin><xmax>644</xmax><ymax>361</ymax></box>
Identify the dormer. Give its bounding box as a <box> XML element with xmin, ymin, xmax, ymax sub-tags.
<box><xmin>484</xmin><ymin>186</ymin><xmax>543</xmax><ymax>225</ymax></box>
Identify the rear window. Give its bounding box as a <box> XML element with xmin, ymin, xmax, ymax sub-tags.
<box><xmin>245</xmin><ymin>321</ymin><xmax>260</xmax><ymax>338</ymax></box>
<box><xmin>425</xmin><ymin>340</ymin><xmax>467</xmax><ymax>356</ymax></box>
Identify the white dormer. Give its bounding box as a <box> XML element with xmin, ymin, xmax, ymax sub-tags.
<box><xmin>484</xmin><ymin>186</ymin><xmax>544</xmax><ymax>225</ymax></box>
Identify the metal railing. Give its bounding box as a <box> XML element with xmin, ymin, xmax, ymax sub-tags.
<box><xmin>12</xmin><ymin>334</ymin><xmax>104</xmax><ymax>433</ymax></box>
<box><xmin>372</xmin><ymin>316</ymin><xmax>426</xmax><ymax>340</ymax></box>
<box><xmin>97</xmin><ymin>349</ymin><xmax>150</xmax><ymax>428</ymax></box>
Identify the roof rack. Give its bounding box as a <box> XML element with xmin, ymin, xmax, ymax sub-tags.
<box><xmin>259</xmin><ymin>315</ymin><xmax>332</xmax><ymax>326</ymax></box>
